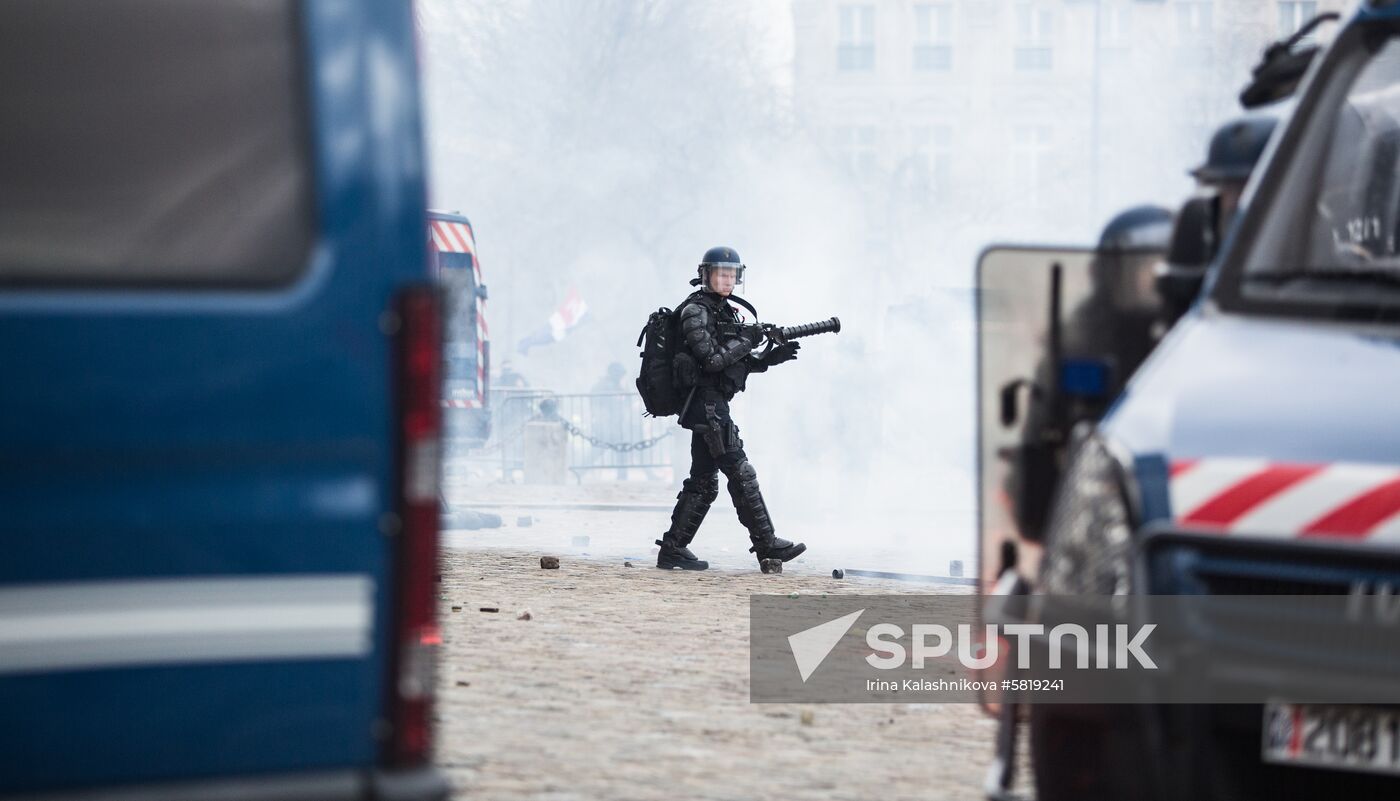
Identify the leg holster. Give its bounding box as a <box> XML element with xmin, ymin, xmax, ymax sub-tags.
<box><xmin>695</xmin><ymin>402</ymin><xmax>730</xmax><ymax>458</ymax></box>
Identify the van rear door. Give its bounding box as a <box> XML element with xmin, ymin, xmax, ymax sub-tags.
<box><xmin>0</xmin><ymin>1</ymin><xmax>432</xmax><ymax>794</ymax></box>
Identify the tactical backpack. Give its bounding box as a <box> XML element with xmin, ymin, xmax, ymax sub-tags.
<box><xmin>635</xmin><ymin>306</ymin><xmax>685</xmax><ymax>417</ymax></box>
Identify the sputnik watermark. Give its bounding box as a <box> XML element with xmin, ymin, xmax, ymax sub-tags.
<box><xmin>783</xmin><ymin>609</ymin><xmax>1155</xmax><ymax>687</ymax></box>
<box><xmin>863</xmin><ymin>623</ymin><xmax>1157</xmax><ymax>672</ymax></box>
<box><xmin>753</xmin><ymin>594</ymin><xmax>1400</xmax><ymax>704</ymax></box>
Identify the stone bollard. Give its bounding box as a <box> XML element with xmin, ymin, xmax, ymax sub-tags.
<box><xmin>523</xmin><ymin>421</ymin><xmax>568</xmax><ymax>485</ymax></box>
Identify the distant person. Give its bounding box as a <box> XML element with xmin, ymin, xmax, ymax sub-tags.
<box><xmin>655</xmin><ymin>246</ymin><xmax>805</xmax><ymax>571</ymax></box>
<box><xmin>496</xmin><ymin>360</ymin><xmax>529</xmax><ymax>389</ymax></box>
<box><xmin>592</xmin><ymin>361</ymin><xmax>627</xmax><ymax>394</ymax></box>
<box><xmin>590</xmin><ymin>362</ymin><xmax>631</xmax><ymax>480</ymax></box>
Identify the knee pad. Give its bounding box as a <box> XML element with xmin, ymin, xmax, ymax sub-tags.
<box><xmin>682</xmin><ymin>475</ymin><xmax>719</xmax><ymax>504</ymax></box>
<box><xmin>737</xmin><ymin>460</ymin><xmax>758</xmax><ymax>484</ymax></box>
<box><xmin>723</xmin><ymin>459</ymin><xmax>761</xmax><ymax>493</ymax></box>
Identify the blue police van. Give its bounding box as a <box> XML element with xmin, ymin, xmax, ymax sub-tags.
<box><xmin>979</xmin><ymin>3</ymin><xmax>1400</xmax><ymax>798</ymax></box>
<box><xmin>0</xmin><ymin>2</ymin><xmax>448</xmax><ymax>798</ymax></box>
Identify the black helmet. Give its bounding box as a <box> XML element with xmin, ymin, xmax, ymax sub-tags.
<box><xmin>1091</xmin><ymin>205</ymin><xmax>1173</xmax><ymax>310</ymax></box>
<box><xmin>1191</xmin><ymin>115</ymin><xmax>1278</xmax><ymax>184</ymax></box>
<box><xmin>694</xmin><ymin>246</ymin><xmax>745</xmax><ymax>288</ymax></box>
<box><xmin>1096</xmin><ymin>205</ymin><xmax>1174</xmax><ymax>253</ymax></box>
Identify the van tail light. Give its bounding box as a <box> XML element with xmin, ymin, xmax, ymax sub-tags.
<box><xmin>387</xmin><ymin>285</ymin><xmax>443</xmax><ymax>767</ymax></box>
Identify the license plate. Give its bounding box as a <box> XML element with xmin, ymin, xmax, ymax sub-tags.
<box><xmin>1263</xmin><ymin>702</ymin><xmax>1400</xmax><ymax>776</ymax></box>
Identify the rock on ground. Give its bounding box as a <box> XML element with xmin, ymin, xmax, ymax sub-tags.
<box><xmin>435</xmin><ymin>547</ymin><xmax>1019</xmax><ymax>801</ymax></box>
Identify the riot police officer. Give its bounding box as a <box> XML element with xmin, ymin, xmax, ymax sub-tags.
<box><xmin>1158</xmin><ymin>113</ymin><xmax>1278</xmax><ymax>324</ymax></box>
<box><xmin>655</xmin><ymin>246</ymin><xmax>805</xmax><ymax>571</ymax></box>
<box><xmin>1006</xmin><ymin>206</ymin><xmax>1173</xmax><ymax>541</ymax></box>
<box><xmin>1191</xmin><ymin>114</ymin><xmax>1277</xmax><ymax>241</ymax></box>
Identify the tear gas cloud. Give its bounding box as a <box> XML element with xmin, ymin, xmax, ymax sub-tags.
<box><xmin>418</xmin><ymin>0</ymin><xmax>1345</xmax><ymax>573</ymax></box>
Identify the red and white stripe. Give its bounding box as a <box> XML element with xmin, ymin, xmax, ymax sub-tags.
<box><xmin>430</xmin><ymin>220</ymin><xmax>476</xmax><ymax>255</ymax></box>
<box><xmin>1170</xmin><ymin>458</ymin><xmax>1400</xmax><ymax>542</ymax></box>
<box><xmin>441</xmin><ymin>398</ymin><xmax>484</xmax><ymax>409</ymax></box>
<box><xmin>471</xmin><ymin>251</ymin><xmax>487</xmax><ymax>402</ymax></box>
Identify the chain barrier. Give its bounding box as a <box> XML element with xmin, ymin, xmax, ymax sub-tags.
<box><xmin>557</xmin><ymin>417</ymin><xmax>672</xmax><ymax>452</ymax></box>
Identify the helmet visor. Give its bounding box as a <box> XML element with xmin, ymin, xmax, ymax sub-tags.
<box><xmin>703</xmin><ymin>262</ymin><xmax>744</xmax><ymax>290</ymax></box>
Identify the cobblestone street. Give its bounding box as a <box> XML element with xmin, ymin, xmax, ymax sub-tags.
<box><xmin>435</xmin><ymin>546</ymin><xmax>1003</xmax><ymax>801</ymax></box>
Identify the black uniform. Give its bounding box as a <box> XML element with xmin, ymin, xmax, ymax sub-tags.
<box><xmin>656</xmin><ymin>289</ymin><xmax>803</xmax><ymax>570</ymax></box>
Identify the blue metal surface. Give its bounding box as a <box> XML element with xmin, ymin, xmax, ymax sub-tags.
<box><xmin>1106</xmin><ymin>310</ymin><xmax>1400</xmax><ymax>496</ymax></box>
<box><xmin>0</xmin><ymin>0</ymin><xmax>427</xmax><ymax>793</ymax></box>
<box><xmin>1360</xmin><ymin>0</ymin><xmax>1400</xmax><ymax>21</ymax></box>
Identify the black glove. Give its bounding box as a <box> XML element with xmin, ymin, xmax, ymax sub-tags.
<box><xmin>765</xmin><ymin>341</ymin><xmax>800</xmax><ymax>366</ymax></box>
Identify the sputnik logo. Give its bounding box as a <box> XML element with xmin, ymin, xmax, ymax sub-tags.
<box><xmin>787</xmin><ymin>609</ymin><xmax>865</xmax><ymax>682</ymax></box>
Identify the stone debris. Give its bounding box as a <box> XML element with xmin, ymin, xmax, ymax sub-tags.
<box><xmin>624</xmin><ymin>561</ymin><xmax>633</xmax><ymax>568</ymax></box>
<box><xmin>800</xmin><ymin>710</ymin><xmax>814</xmax><ymax>726</ymax></box>
<box><xmin>517</xmin><ymin>610</ymin><xmax>533</xmax><ymax>621</ymax></box>
<box><xmin>434</xmin><ymin>547</ymin><xmax>1002</xmax><ymax>800</ymax></box>
<box><xmin>479</xmin><ymin>606</ymin><xmax>500</xmax><ymax>613</ymax></box>
<box><xmin>456</xmin><ymin>680</ymin><xmax>470</xmax><ymax>687</ymax></box>
<box><xmin>540</xmin><ymin>556</ymin><xmax>560</xmax><ymax>569</ymax></box>
<box><xmin>831</xmin><ymin>569</ymin><xmax>844</xmax><ymax>579</ymax></box>
<box><xmin>451</xmin><ymin>606</ymin><xmax>462</xmax><ymax>612</ymax></box>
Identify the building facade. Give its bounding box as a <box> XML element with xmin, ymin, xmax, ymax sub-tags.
<box><xmin>792</xmin><ymin>0</ymin><xmax>1351</xmax><ymax>257</ymax></box>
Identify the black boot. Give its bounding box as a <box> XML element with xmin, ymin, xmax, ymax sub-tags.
<box><xmin>656</xmin><ymin>538</ymin><xmax>709</xmax><ymax>570</ymax></box>
<box><xmin>724</xmin><ymin>460</ymin><xmax>807</xmax><ymax>566</ymax></box>
<box><xmin>750</xmin><ymin>534</ymin><xmax>806</xmax><ymax>564</ymax></box>
<box><xmin>655</xmin><ymin>476</ymin><xmax>716</xmax><ymax>571</ymax></box>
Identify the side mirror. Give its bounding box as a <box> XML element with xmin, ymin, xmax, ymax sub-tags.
<box><xmin>476</xmin><ymin>284</ymin><xmax>490</xmax><ymax>300</ymax></box>
<box><xmin>1239</xmin><ymin>12</ymin><xmax>1339</xmax><ymax>108</ymax></box>
<box><xmin>1156</xmin><ymin>197</ymin><xmax>1217</xmax><ymax>318</ymax></box>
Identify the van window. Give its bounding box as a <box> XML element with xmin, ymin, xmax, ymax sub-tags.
<box><xmin>0</xmin><ymin>1</ymin><xmax>315</xmax><ymax>288</ymax></box>
<box><xmin>1236</xmin><ymin>38</ymin><xmax>1400</xmax><ymax>313</ymax></box>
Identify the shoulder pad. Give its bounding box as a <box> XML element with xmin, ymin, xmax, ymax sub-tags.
<box><xmin>679</xmin><ymin>302</ymin><xmax>709</xmax><ymax>323</ymax></box>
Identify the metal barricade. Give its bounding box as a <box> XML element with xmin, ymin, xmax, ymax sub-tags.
<box><xmin>444</xmin><ymin>388</ymin><xmax>674</xmax><ymax>483</ymax></box>
<box><xmin>550</xmin><ymin>392</ymin><xmax>674</xmax><ymax>482</ymax></box>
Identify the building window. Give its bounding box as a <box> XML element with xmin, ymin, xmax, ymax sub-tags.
<box><xmin>1278</xmin><ymin>1</ymin><xmax>1317</xmax><ymax>37</ymax></box>
<box><xmin>1100</xmin><ymin>2</ymin><xmax>1132</xmax><ymax>70</ymax></box>
<box><xmin>911</xmin><ymin>126</ymin><xmax>953</xmax><ymax>203</ymax></box>
<box><xmin>1014</xmin><ymin>4</ymin><xmax>1053</xmax><ymax>72</ymax></box>
<box><xmin>912</xmin><ymin>4</ymin><xmax>952</xmax><ymax>71</ymax></box>
<box><xmin>1175</xmin><ymin>0</ymin><xmax>1213</xmax><ymax>39</ymax></box>
<box><xmin>1102</xmin><ymin>2</ymin><xmax>1130</xmax><ymax>46</ymax></box>
<box><xmin>838</xmin><ymin>5</ymin><xmax>875</xmax><ymax>72</ymax></box>
<box><xmin>834</xmin><ymin>125</ymin><xmax>878</xmax><ymax>182</ymax></box>
<box><xmin>1012</xmin><ymin>125</ymin><xmax>1052</xmax><ymax>207</ymax></box>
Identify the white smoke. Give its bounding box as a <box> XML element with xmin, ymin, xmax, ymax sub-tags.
<box><xmin>419</xmin><ymin>0</ymin><xmax>1346</xmax><ymax>574</ymax></box>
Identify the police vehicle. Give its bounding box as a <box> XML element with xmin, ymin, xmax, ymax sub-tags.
<box><xmin>429</xmin><ymin>210</ymin><xmax>492</xmax><ymax>449</ymax></box>
<box><xmin>0</xmin><ymin>2</ymin><xmax>448</xmax><ymax>798</ymax></box>
<box><xmin>977</xmin><ymin>3</ymin><xmax>1400</xmax><ymax>798</ymax></box>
